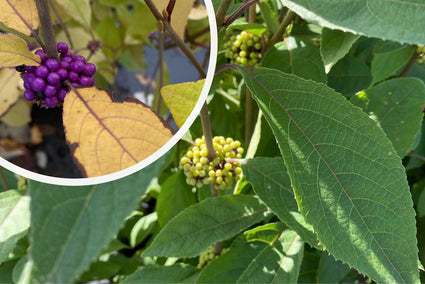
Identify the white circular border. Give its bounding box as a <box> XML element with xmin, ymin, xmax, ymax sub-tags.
<box><xmin>0</xmin><ymin>1</ymin><xmax>218</xmax><ymax>186</ymax></box>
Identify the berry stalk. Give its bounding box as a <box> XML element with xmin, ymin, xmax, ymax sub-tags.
<box><xmin>35</xmin><ymin>0</ymin><xmax>58</xmax><ymax>59</ymax></box>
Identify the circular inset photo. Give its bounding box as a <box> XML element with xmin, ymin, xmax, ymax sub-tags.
<box><xmin>0</xmin><ymin>0</ymin><xmax>217</xmax><ymax>185</ymax></box>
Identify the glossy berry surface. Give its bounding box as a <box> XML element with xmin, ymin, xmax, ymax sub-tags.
<box><xmin>20</xmin><ymin>41</ymin><xmax>97</xmax><ymax>108</ymax></box>
<box><xmin>180</xmin><ymin>136</ymin><xmax>244</xmax><ymax>189</ymax></box>
<box><xmin>31</xmin><ymin>77</ymin><xmax>46</xmax><ymax>92</ymax></box>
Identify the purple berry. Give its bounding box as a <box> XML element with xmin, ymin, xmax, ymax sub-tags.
<box><xmin>87</xmin><ymin>77</ymin><xmax>95</xmax><ymax>86</ymax></box>
<box><xmin>44</xmin><ymin>85</ymin><xmax>57</xmax><ymax>97</ymax></box>
<box><xmin>57</xmin><ymin>42</ymin><xmax>69</xmax><ymax>53</ymax></box>
<box><xmin>35</xmin><ymin>65</ymin><xmax>49</xmax><ymax>78</ymax></box>
<box><xmin>45</xmin><ymin>59</ymin><xmax>60</xmax><ymax>71</ymax></box>
<box><xmin>68</xmin><ymin>71</ymin><xmax>79</xmax><ymax>82</ymax></box>
<box><xmin>25</xmin><ymin>65</ymin><xmax>36</xmax><ymax>72</ymax></box>
<box><xmin>47</xmin><ymin>72</ymin><xmax>60</xmax><ymax>85</ymax></box>
<box><xmin>71</xmin><ymin>61</ymin><xmax>84</xmax><ymax>73</ymax></box>
<box><xmin>23</xmin><ymin>81</ymin><xmax>31</xmax><ymax>90</ymax></box>
<box><xmin>23</xmin><ymin>90</ymin><xmax>36</xmax><ymax>101</ymax></box>
<box><xmin>60</xmin><ymin>61</ymin><xmax>70</xmax><ymax>70</ymax></box>
<box><xmin>73</xmin><ymin>55</ymin><xmax>86</xmax><ymax>63</ymax></box>
<box><xmin>35</xmin><ymin>49</ymin><xmax>47</xmax><ymax>63</ymax></box>
<box><xmin>44</xmin><ymin>96</ymin><xmax>59</xmax><ymax>108</ymax></box>
<box><xmin>23</xmin><ymin>72</ymin><xmax>35</xmax><ymax>84</ymax></box>
<box><xmin>31</xmin><ymin>77</ymin><xmax>46</xmax><ymax>92</ymax></box>
<box><xmin>60</xmin><ymin>51</ymin><xmax>73</xmax><ymax>59</ymax></box>
<box><xmin>61</xmin><ymin>56</ymin><xmax>73</xmax><ymax>63</ymax></box>
<box><xmin>57</xmin><ymin>69</ymin><xmax>68</xmax><ymax>80</ymax></box>
<box><xmin>83</xmin><ymin>63</ymin><xmax>96</xmax><ymax>76</ymax></box>
<box><xmin>78</xmin><ymin>76</ymin><xmax>91</xmax><ymax>86</ymax></box>
<box><xmin>57</xmin><ymin>88</ymin><xmax>68</xmax><ymax>101</ymax></box>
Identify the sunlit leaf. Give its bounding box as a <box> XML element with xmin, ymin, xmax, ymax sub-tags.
<box><xmin>351</xmin><ymin>78</ymin><xmax>425</xmax><ymax>157</ymax></box>
<box><xmin>0</xmin><ymin>68</ymin><xmax>22</xmax><ymax>118</ymax></box>
<box><xmin>143</xmin><ymin>195</ymin><xmax>269</xmax><ymax>257</ymax></box>
<box><xmin>1</xmin><ymin>98</ymin><xmax>31</xmax><ymax>127</ymax></box>
<box><xmin>236</xmin><ymin>230</ymin><xmax>304</xmax><ymax>283</ymax></box>
<box><xmin>0</xmin><ymin>0</ymin><xmax>39</xmax><ymax>36</ymax></box>
<box><xmin>54</xmin><ymin>0</ymin><xmax>91</xmax><ymax>27</ymax></box>
<box><xmin>240</xmin><ymin>67</ymin><xmax>419</xmax><ymax>283</ymax></box>
<box><xmin>151</xmin><ymin>0</ymin><xmax>193</xmax><ymax>40</ymax></box>
<box><xmin>242</xmin><ymin>157</ymin><xmax>319</xmax><ymax>248</ymax></box>
<box><xmin>320</xmin><ymin>28</ymin><xmax>359</xmax><ymax>73</ymax></box>
<box><xmin>244</xmin><ymin>222</ymin><xmax>285</xmax><ymax>244</ymax></box>
<box><xmin>62</xmin><ymin>87</ymin><xmax>173</xmax><ymax>177</ymax></box>
<box><xmin>0</xmin><ymin>34</ymin><xmax>40</xmax><ymax>67</ymax></box>
<box><xmin>161</xmin><ymin>79</ymin><xmax>205</xmax><ymax>128</ymax></box>
<box><xmin>282</xmin><ymin>0</ymin><xmax>425</xmax><ymax>45</ymax></box>
<box><xmin>0</xmin><ymin>190</ymin><xmax>30</xmax><ymax>265</ymax></box>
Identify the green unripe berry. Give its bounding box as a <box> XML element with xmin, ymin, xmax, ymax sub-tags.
<box><xmin>224</xmin><ymin>163</ymin><xmax>232</xmax><ymax>170</ymax></box>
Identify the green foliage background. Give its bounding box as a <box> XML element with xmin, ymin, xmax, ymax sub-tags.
<box><xmin>3</xmin><ymin>0</ymin><xmax>425</xmax><ymax>283</ymax></box>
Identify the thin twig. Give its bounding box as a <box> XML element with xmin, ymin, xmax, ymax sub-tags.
<box><xmin>266</xmin><ymin>10</ymin><xmax>295</xmax><ymax>49</ymax></box>
<box><xmin>224</xmin><ymin>0</ymin><xmax>260</xmax><ymax>27</ymax></box>
<box><xmin>35</xmin><ymin>0</ymin><xmax>58</xmax><ymax>59</ymax></box>
<box><xmin>155</xmin><ymin>26</ymin><xmax>165</xmax><ymax>114</ymax></box>
<box><xmin>200</xmin><ymin>103</ymin><xmax>215</xmax><ymax>161</ymax></box>
<box><xmin>144</xmin><ymin>0</ymin><xmax>206</xmax><ymax>78</ymax></box>
<box><xmin>408</xmin><ymin>151</ymin><xmax>425</xmax><ymax>162</ymax></box>
<box><xmin>49</xmin><ymin>0</ymin><xmax>74</xmax><ymax>49</ymax></box>
<box><xmin>216</xmin><ymin>0</ymin><xmax>233</xmax><ymax>31</ymax></box>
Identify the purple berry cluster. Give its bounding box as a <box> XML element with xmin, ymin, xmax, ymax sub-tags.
<box><xmin>21</xmin><ymin>42</ymin><xmax>96</xmax><ymax>108</ymax></box>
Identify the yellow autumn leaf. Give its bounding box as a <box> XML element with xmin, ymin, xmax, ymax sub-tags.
<box><xmin>161</xmin><ymin>79</ymin><xmax>205</xmax><ymax>128</ymax></box>
<box><xmin>0</xmin><ymin>68</ymin><xmax>21</xmax><ymax>118</ymax></box>
<box><xmin>1</xmin><ymin>98</ymin><xmax>31</xmax><ymax>127</ymax></box>
<box><xmin>189</xmin><ymin>4</ymin><xmax>207</xmax><ymax>20</ymax></box>
<box><xmin>0</xmin><ymin>0</ymin><xmax>39</xmax><ymax>36</ymax></box>
<box><xmin>152</xmin><ymin>0</ymin><xmax>193</xmax><ymax>40</ymax></box>
<box><xmin>0</xmin><ymin>34</ymin><xmax>40</xmax><ymax>67</ymax></box>
<box><xmin>63</xmin><ymin>87</ymin><xmax>174</xmax><ymax>178</ymax></box>
<box><xmin>54</xmin><ymin>0</ymin><xmax>91</xmax><ymax>27</ymax></box>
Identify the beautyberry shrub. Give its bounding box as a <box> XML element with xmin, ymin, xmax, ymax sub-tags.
<box><xmin>19</xmin><ymin>42</ymin><xmax>96</xmax><ymax>108</ymax></box>
<box><xmin>180</xmin><ymin>136</ymin><xmax>243</xmax><ymax>189</ymax></box>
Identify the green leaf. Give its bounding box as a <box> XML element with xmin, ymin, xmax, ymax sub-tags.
<box><xmin>240</xmin><ymin>67</ymin><xmax>419</xmax><ymax>283</ymax></box>
<box><xmin>77</xmin><ymin>261</ymin><xmax>121</xmax><ymax>282</ymax></box>
<box><xmin>259</xmin><ymin>1</ymin><xmax>279</xmax><ymax>33</ymax></box>
<box><xmin>262</xmin><ymin>37</ymin><xmax>326</xmax><ymax>83</ymax></box>
<box><xmin>161</xmin><ymin>79</ymin><xmax>205</xmax><ymax>128</ymax></box>
<box><xmin>123</xmin><ymin>264</ymin><xmax>198</xmax><ymax>283</ymax></box>
<box><xmin>371</xmin><ymin>41</ymin><xmax>416</xmax><ymax>84</ymax></box>
<box><xmin>242</xmin><ymin>157</ymin><xmax>318</xmax><ymax>248</ymax></box>
<box><xmin>127</xmin><ymin>4</ymin><xmax>156</xmax><ymax>40</ymax></box>
<box><xmin>0</xmin><ymin>34</ymin><xmax>40</xmax><ymax>67</ymax></box>
<box><xmin>237</xmin><ymin>230</ymin><xmax>304</xmax><ymax>284</ymax></box>
<box><xmin>129</xmin><ymin>212</ymin><xmax>158</xmax><ymax>247</ymax></box>
<box><xmin>156</xmin><ymin>171</ymin><xmax>196</xmax><ymax>227</ymax></box>
<box><xmin>327</xmin><ymin>55</ymin><xmax>372</xmax><ymax>98</ymax></box>
<box><xmin>320</xmin><ymin>28</ymin><xmax>359</xmax><ymax>73</ymax></box>
<box><xmin>0</xmin><ymin>190</ymin><xmax>30</xmax><ymax>265</ymax></box>
<box><xmin>143</xmin><ymin>195</ymin><xmax>269</xmax><ymax>257</ymax></box>
<box><xmin>55</xmin><ymin>0</ymin><xmax>91</xmax><ymax>27</ymax></box>
<box><xmin>281</xmin><ymin>0</ymin><xmax>425</xmax><ymax>45</ymax></box>
<box><xmin>351</xmin><ymin>78</ymin><xmax>425</xmax><ymax>157</ymax></box>
<box><xmin>197</xmin><ymin>240</ymin><xmax>269</xmax><ymax>283</ymax></box>
<box><xmin>95</xmin><ymin>16</ymin><xmax>126</xmax><ymax>61</ymax></box>
<box><xmin>244</xmin><ymin>222</ymin><xmax>285</xmax><ymax>244</ymax></box>
<box><xmin>28</xmin><ymin>157</ymin><xmax>166</xmax><ymax>284</ymax></box>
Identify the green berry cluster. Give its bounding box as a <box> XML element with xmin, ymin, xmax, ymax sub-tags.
<box><xmin>180</xmin><ymin>136</ymin><xmax>243</xmax><ymax>189</ymax></box>
<box><xmin>197</xmin><ymin>246</ymin><xmax>230</xmax><ymax>269</ymax></box>
<box><xmin>417</xmin><ymin>45</ymin><xmax>425</xmax><ymax>63</ymax></box>
<box><xmin>223</xmin><ymin>30</ymin><xmax>268</xmax><ymax>66</ymax></box>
